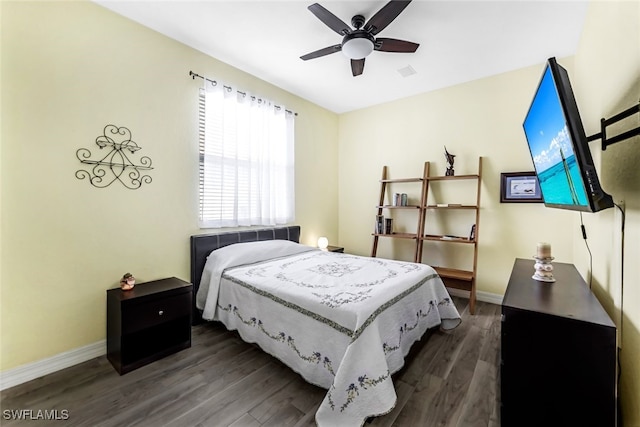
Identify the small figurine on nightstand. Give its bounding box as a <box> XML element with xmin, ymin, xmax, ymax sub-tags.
<box><xmin>120</xmin><ymin>273</ymin><xmax>136</xmax><ymax>291</ymax></box>
<box><xmin>444</xmin><ymin>146</ymin><xmax>456</xmax><ymax>176</ymax></box>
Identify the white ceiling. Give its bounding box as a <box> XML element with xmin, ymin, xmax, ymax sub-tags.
<box><xmin>94</xmin><ymin>0</ymin><xmax>589</xmax><ymax>114</ymax></box>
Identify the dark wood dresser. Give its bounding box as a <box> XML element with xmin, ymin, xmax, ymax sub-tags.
<box><xmin>107</xmin><ymin>277</ymin><xmax>192</xmax><ymax>374</ymax></box>
<box><xmin>501</xmin><ymin>258</ymin><xmax>617</xmax><ymax>427</ymax></box>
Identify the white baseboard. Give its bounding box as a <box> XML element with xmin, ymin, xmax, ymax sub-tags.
<box><xmin>0</xmin><ymin>340</ymin><xmax>106</xmax><ymax>391</ymax></box>
<box><xmin>0</xmin><ymin>289</ymin><xmax>504</xmax><ymax>391</ymax></box>
<box><xmin>448</xmin><ymin>288</ymin><xmax>504</xmax><ymax>306</ymax></box>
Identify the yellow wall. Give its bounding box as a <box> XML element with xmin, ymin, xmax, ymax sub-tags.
<box><xmin>0</xmin><ymin>1</ymin><xmax>338</xmax><ymax>370</ymax></box>
<box><xmin>338</xmin><ymin>64</ymin><xmax>576</xmax><ymax>295</ymax></box>
<box><xmin>573</xmin><ymin>1</ymin><xmax>640</xmax><ymax>425</ymax></box>
<box><xmin>338</xmin><ymin>2</ymin><xmax>639</xmax><ymax>424</ymax></box>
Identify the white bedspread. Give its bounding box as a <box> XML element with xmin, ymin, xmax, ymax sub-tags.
<box><xmin>197</xmin><ymin>240</ymin><xmax>461</xmax><ymax>426</ymax></box>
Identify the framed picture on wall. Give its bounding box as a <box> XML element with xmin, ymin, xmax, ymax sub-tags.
<box><xmin>500</xmin><ymin>172</ymin><xmax>543</xmax><ymax>203</ymax></box>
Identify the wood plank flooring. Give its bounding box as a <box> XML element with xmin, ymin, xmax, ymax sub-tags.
<box><xmin>1</xmin><ymin>297</ymin><xmax>501</xmax><ymax>426</ymax></box>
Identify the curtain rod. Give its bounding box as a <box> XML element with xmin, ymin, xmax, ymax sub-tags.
<box><xmin>189</xmin><ymin>71</ymin><xmax>298</xmax><ymax>116</ymax></box>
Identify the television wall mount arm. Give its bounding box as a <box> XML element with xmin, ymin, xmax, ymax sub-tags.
<box><xmin>587</xmin><ymin>101</ymin><xmax>640</xmax><ymax>151</ymax></box>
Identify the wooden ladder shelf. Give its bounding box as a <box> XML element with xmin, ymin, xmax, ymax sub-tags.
<box><xmin>371</xmin><ymin>157</ymin><xmax>483</xmax><ymax>314</ymax></box>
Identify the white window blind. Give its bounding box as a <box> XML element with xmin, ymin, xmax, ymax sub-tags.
<box><xmin>198</xmin><ymin>81</ymin><xmax>295</xmax><ymax>228</ymax></box>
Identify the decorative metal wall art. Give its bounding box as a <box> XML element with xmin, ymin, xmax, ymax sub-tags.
<box><xmin>76</xmin><ymin>125</ymin><xmax>153</xmax><ymax>189</ymax></box>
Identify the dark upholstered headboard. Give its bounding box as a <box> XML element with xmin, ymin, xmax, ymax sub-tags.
<box><xmin>190</xmin><ymin>225</ymin><xmax>301</xmax><ymax>324</ymax></box>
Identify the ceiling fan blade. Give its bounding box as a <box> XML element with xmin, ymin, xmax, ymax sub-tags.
<box><xmin>365</xmin><ymin>0</ymin><xmax>412</xmax><ymax>35</ymax></box>
<box><xmin>307</xmin><ymin>3</ymin><xmax>351</xmax><ymax>36</ymax></box>
<box><xmin>375</xmin><ymin>38</ymin><xmax>419</xmax><ymax>53</ymax></box>
<box><xmin>300</xmin><ymin>44</ymin><xmax>342</xmax><ymax>60</ymax></box>
<box><xmin>351</xmin><ymin>58</ymin><xmax>365</xmax><ymax>76</ymax></box>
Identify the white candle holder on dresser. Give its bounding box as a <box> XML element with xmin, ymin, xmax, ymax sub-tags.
<box><xmin>533</xmin><ymin>257</ymin><xmax>555</xmax><ymax>282</ymax></box>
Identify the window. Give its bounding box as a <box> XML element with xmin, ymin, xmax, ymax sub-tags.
<box><xmin>198</xmin><ymin>81</ymin><xmax>295</xmax><ymax>228</ymax></box>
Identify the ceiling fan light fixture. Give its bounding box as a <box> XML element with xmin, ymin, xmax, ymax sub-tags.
<box><xmin>302</xmin><ymin>1</ymin><xmax>419</xmax><ymax>76</ymax></box>
<box><xmin>342</xmin><ymin>34</ymin><xmax>375</xmax><ymax>59</ymax></box>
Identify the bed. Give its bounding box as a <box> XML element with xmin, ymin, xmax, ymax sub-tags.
<box><xmin>190</xmin><ymin>226</ymin><xmax>461</xmax><ymax>426</ymax></box>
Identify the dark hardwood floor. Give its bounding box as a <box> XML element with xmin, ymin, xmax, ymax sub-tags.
<box><xmin>1</xmin><ymin>297</ymin><xmax>501</xmax><ymax>426</ymax></box>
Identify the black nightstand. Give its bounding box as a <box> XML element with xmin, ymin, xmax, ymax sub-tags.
<box><xmin>326</xmin><ymin>245</ymin><xmax>344</xmax><ymax>253</ymax></box>
<box><xmin>107</xmin><ymin>277</ymin><xmax>192</xmax><ymax>375</ymax></box>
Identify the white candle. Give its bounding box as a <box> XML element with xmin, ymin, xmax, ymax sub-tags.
<box><xmin>537</xmin><ymin>242</ymin><xmax>551</xmax><ymax>259</ymax></box>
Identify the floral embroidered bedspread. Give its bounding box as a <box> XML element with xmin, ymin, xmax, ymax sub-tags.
<box><xmin>197</xmin><ymin>240</ymin><xmax>461</xmax><ymax>426</ymax></box>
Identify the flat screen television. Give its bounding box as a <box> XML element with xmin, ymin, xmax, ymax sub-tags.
<box><xmin>523</xmin><ymin>57</ymin><xmax>613</xmax><ymax>212</ymax></box>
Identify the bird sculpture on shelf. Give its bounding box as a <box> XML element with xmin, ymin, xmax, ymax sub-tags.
<box><xmin>444</xmin><ymin>146</ymin><xmax>456</xmax><ymax>176</ymax></box>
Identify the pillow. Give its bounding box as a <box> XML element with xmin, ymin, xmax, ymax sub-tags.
<box><xmin>197</xmin><ymin>240</ymin><xmax>316</xmax><ymax>320</ymax></box>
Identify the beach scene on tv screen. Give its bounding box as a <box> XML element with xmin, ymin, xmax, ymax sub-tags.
<box><xmin>524</xmin><ymin>66</ymin><xmax>588</xmax><ymax>206</ymax></box>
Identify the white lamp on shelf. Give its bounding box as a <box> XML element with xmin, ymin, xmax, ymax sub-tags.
<box><xmin>317</xmin><ymin>237</ymin><xmax>329</xmax><ymax>250</ymax></box>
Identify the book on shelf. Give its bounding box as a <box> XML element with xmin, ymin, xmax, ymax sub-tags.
<box><xmin>385</xmin><ymin>218</ymin><xmax>393</xmax><ymax>234</ymax></box>
<box><xmin>375</xmin><ymin>215</ymin><xmax>384</xmax><ymax>234</ymax></box>
<box><xmin>393</xmin><ymin>193</ymin><xmax>409</xmax><ymax>206</ymax></box>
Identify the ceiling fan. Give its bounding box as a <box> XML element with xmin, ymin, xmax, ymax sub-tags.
<box><xmin>300</xmin><ymin>0</ymin><xmax>419</xmax><ymax>77</ymax></box>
